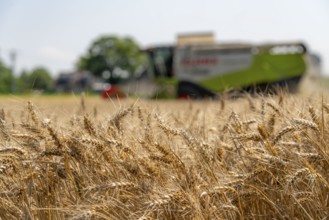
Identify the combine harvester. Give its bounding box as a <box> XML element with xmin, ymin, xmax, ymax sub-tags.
<box><xmin>119</xmin><ymin>33</ymin><xmax>309</xmax><ymax>99</ymax></box>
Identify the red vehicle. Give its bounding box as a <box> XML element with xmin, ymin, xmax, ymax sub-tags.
<box><xmin>101</xmin><ymin>85</ymin><xmax>125</xmax><ymax>99</ymax></box>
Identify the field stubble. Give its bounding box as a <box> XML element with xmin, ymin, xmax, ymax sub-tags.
<box><xmin>0</xmin><ymin>93</ymin><xmax>329</xmax><ymax>219</ymax></box>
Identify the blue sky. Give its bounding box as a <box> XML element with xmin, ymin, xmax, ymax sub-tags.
<box><xmin>0</xmin><ymin>0</ymin><xmax>329</xmax><ymax>76</ymax></box>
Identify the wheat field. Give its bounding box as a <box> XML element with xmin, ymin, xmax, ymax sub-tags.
<box><xmin>0</xmin><ymin>92</ymin><xmax>329</xmax><ymax>219</ymax></box>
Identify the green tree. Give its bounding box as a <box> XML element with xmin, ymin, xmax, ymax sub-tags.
<box><xmin>0</xmin><ymin>59</ymin><xmax>14</xmax><ymax>93</ymax></box>
<box><xmin>16</xmin><ymin>67</ymin><xmax>54</xmax><ymax>93</ymax></box>
<box><xmin>16</xmin><ymin>70</ymin><xmax>31</xmax><ymax>93</ymax></box>
<box><xmin>77</xmin><ymin>35</ymin><xmax>146</xmax><ymax>84</ymax></box>
<box><xmin>28</xmin><ymin>67</ymin><xmax>54</xmax><ymax>92</ymax></box>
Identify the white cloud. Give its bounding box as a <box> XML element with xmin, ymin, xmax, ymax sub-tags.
<box><xmin>38</xmin><ymin>46</ymin><xmax>75</xmax><ymax>63</ymax></box>
<box><xmin>34</xmin><ymin>46</ymin><xmax>79</xmax><ymax>75</ymax></box>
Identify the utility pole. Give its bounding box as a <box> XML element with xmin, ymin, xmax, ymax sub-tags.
<box><xmin>9</xmin><ymin>50</ymin><xmax>17</xmax><ymax>93</ymax></box>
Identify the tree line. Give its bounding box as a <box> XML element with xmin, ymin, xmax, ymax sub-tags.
<box><xmin>0</xmin><ymin>35</ymin><xmax>146</xmax><ymax>94</ymax></box>
<box><xmin>0</xmin><ymin>60</ymin><xmax>53</xmax><ymax>94</ymax></box>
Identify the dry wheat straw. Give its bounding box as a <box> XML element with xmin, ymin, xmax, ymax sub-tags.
<box><xmin>266</xmin><ymin>101</ymin><xmax>281</xmax><ymax>115</ymax></box>
<box><xmin>323</xmin><ymin>103</ymin><xmax>329</xmax><ymax>114</ymax></box>
<box><xmin>246</xmin><ymin>94</ymin><xmax>256</xmax><ymax>111</ymax></box>
<box><xmin>235</xmin><ymin>133</ymin><xmax>262</xmax><ymax>141</ymax></box>
<box><xmin>242</xmin><ymin>119</ymin><xmax>257</xmax><ymax>125</ymax></box>
<box><xmin>292</xmin><ymin>118</ymin><xmax>320</xmax><ymax>133</ymax></box>
<box><xmin>109</xmin><ymin>105</ymin><xmax>133</xmax><ymax>130</ymax></box>
<box><xmin>80</xmin><ymin>92</ymin><xmax>86</xmax><ymax>112</ymax></box>
<box><xmin>260</xmin><ymin>98</ymin><xmax>265</xmax><ymax>121</ymax></box>
<box><xmin>2</xmin><ymin>94</ymin><xmax>329</xmax><ymax>219</ymax></box>
<box><xmin>272</xmin><ymin>126</ymin><xmax>295</xmax><ymax>144</ymax></box>
<box><xmin>0</xmin><ymin>117</ymin><xmax>10</xmax><ymax>141</ymax></box>
<box><xmin>83</xmin><ymin>115</ymin><xmax>97</xmax><ymax>137</ymax></box>
<box><xmin>47</xmin><ymin>125</ymin><xmax>63</xmax><ymax>149</ymax></box>
<box><xmin>27</xmin><ymin>101</ymin><xmax>39</xmax><ymax>125</ymax></box>
<box><xmin>267</xmin><ymin>113</ymin><xmax>276</xmax><ymax>134</ymax></box>
<box><xmin>308</xmin><ymin>106</ymin><xmax>321</xmax><ymax>129</ymax></box>
<box><xmin>0</xmin><ymin>108</ymin><xmax>5</xmax><ymax>121</ymax></box>
<box><xmin>230</xmin><ymin>111</ymin><xmax>243</xmax><ymax>133</ymax></box>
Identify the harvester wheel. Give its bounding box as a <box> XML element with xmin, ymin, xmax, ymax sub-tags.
<box><xmin>177</xmin><ymin>81</ymin><xmax>216</xmax><ymax>99</ymax></box>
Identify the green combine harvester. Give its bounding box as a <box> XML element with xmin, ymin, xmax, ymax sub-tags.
<box><xmin>122</xmin><ymin>33</ymin><xmax>308</xmax><ymax>99</ymax></box>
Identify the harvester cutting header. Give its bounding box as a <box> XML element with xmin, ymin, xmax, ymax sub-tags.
<box><xmin>119</xmin><ymin>33</ymin><xmax>308</xmax><ymax>99</ymax></box>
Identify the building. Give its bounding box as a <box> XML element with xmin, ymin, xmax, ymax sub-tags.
<box><xmin>55</xmin><ymin>70</ymin><xmax>110</xmax><ymax>93</ymax></box>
